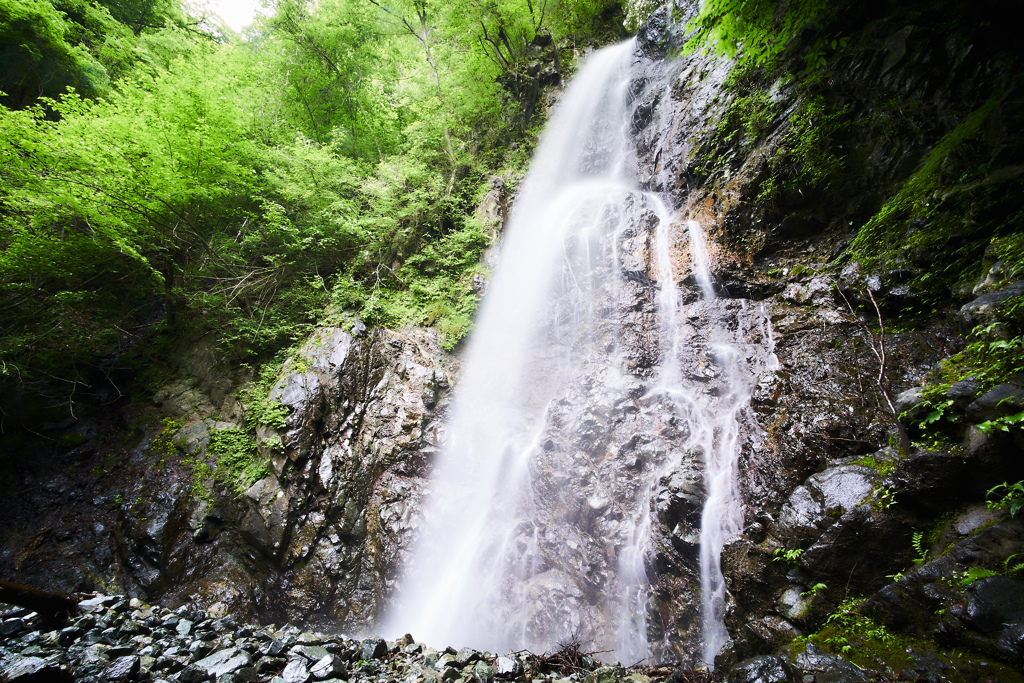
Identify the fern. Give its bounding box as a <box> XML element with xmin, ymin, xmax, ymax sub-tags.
<box><xmin>911</xmin><ymin>530</ymin><xmax>928</xmax><ymax>565</ymax></box>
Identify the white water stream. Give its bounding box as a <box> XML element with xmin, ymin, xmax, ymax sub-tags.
<box><xmin>385</xmin><ymin>39</ymin><xmax>776</xmax><ymax>667</ymax></box>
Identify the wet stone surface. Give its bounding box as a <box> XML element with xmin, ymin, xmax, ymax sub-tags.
<box><xmin>1</xmin><ymin>594</ymin><xmax>874</xmax><ymax>683</ymax></box>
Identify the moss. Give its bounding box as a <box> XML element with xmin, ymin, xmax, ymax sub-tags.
<box><xmin>139</xmin><ymin>417</ymin><xmax>181</xmax><ymax>472</ymax></box>
<box><xmin>767</xmin><ymin>95</ymin><xmax>851</xmax><ymax>197</ymax></box>
<box><xmin>851</xmin><ymin>98</ymin><xmax>998</xmax><ymax>260</ymax></box>
<box><xmin>853</xmin><ymin>454</ymin><xmax>895</xmax><ymax>476</ymax></box>
<box><xmin>207</xmin><ymin>427</ymin><xmax>267</xmax><ymax>493</ymax></box>
<box><xmin>848</xmin><ymin>91</ymin><xmax>1024</xmax><ymax>315</ymax></box>
<box><xmin>61</xmin><ymin>432</ymin><xmax>86</xmax><ymax>447</ymax></box>
<box><xmin>797</xmin><ymin>597</ymin><xmax>1024</xmax><ymax>681</ymax></box>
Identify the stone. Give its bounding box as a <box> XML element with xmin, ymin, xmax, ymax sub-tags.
<box><xmin>473</xmin><ymin>661</ymin><xmax>496</xmax><ymax>683</ymax></box>
<box><xmin>281</xmin><ymin>659</ymin><xmax>310</xmax><ymax>683</ymax></box>
<box><xmin>189</xmin><ymin>641</ymin><xmax>214</xmax><ymax>660</ymax></box>
<box><xmin>584</xmin><ymin>667</ymin><xmax>621</xmax><ymax>683</ymax></box>
<box><xmin>728</xmin><ymin>655</ymin><xmax>798</xmax><ymax>683</ymax></box>
<box><xmin>173</xmin><ymin>664</ymin><xmax>209</xmax><ymax>683</ymax></box>
<box><xmin>257</xmin><ymin>658</ymin><xmax>286</xmax><ymax>674</ymax></box>
<box><xmin>80</xmin><ymin>595</ymin><xmax>119</xmax><ymax>610</ymax></box>
<box><xmin>996</xmin><ymin>622</ymin><xmax>1024</xmax><ymax>658</ymax></box>
<box><xmin>233</xmin><ymin>667</ymin><xmax>259</xmax><ymax>683</ymax></box>
<box><xmin>0</xmin><ymin>618</ymin><xmax>25</xmax><ymax>635</ymax></box>
<box><xmin>494</xmin><ymin>656</ymin><xmax>520</xmax><ymax>676</ymax></box>
<box><xmin>793</xmin><ymin>644</ymin><xmax>865</xmax><ymax>683</ymax></box>
<box><xmin>102</xmin><ymin>655</ymin><xmax>141</xmax><ymax>681</ymax></box>
<box><xmin>1</xmin><ymin>655</ymin><xmax>73</xmax><ymax>683</ymax></box>
<box><xmin>890</xmin><ymin>448</ymin><xmax>971</xmax><ymax>511</ymax></box>
<box><xmin>945</xmin><ymin>379</ymin><xmax>981</xmax><ymax>410</ymax></box>
<box><xmin>965</xmin><ymin>383</ymin><xmax>1024</xmax><ymax>423</ymax></box>
<box><xmin>195</xmin><ymin>648</ymin><xmax>253</xmax><ymax>677</ymax></box>
<box><xmin>309</xmin><ymin>654</ymin><xmax>346</xmax><ymax>679</ymax></box>
<box><xmin>359</xmin><ymin>636</ymin><xmax>388</xmax><ymax>660</ymax></box>
<box><xmin>454</xmin><ymin>648</ymin><xmax>481</xmax><ymax>667</ymax></box>
<box><xmin>292</xmin><ymin>645</ymin><xmax>330</xmax><ymax>662</ymax></box>
<box><xmin>958</xmin><ymin>281</ymin><xmax>1024</xmax><ymax>329</ymax></box>
<box><xmin>894</xmin><ymin>387</ymin><xmax>925</xmax><ymax>423</ymax></box>
<box><xmin>779</xmin><ymin>587</ymin><xmax>811</xmax><ymax>622</ymax></box>
<box><xmin>963</xmin><ymin>576</ymin><xmax>1024</xmax><ymax>633</ymax></box>
<box><xmin>57</xmin><ymin>626</ymin><xmax>82</xmax><ymax>646</ymax></box>
<box><xmin>155</xmin><ymin>656</ymin><xmax>186</xmax><ymax>673</ymax></box>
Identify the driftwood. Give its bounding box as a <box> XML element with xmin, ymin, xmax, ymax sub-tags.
<box><xmin>0</xmin><ymin>579</ymin><xmax>78</xmax><ymax>627</ymax></box>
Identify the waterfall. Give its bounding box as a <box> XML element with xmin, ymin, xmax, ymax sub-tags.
<box><xmin>384</xmin><ymin>38</ymin><xmax>776</xmax><ymax>667</ymax></box>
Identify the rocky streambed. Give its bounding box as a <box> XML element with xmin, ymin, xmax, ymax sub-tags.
<box><xmin>0</xmin><ymin>592</ymin><xmax>910</xmax><ymax>683</ymax></box>
<box><xmin>4</xmin><ymin>575</ymin><xmax>1023</xmax><ymax>683</ymax></box>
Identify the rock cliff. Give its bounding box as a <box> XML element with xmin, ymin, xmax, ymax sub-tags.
<box><xmin>2</xmin><ymin>0</ymin><xmax>1023</xmax><ymax>679</ymax></box>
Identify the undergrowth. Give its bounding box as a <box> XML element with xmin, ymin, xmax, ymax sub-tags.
<box><xmin>907</xmin><ymin>294</ymin><xmax>1024</xmax><ymax>436</ymax></box>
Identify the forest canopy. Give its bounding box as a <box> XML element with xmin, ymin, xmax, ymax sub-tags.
<box><xmin>0</xmin><ymin>0</ymin><xmax>863</xmax><ymax>415</ymax></box>
<box><xmin>0</xmin><ymin>0</ymin><xmax>628</xmax><ymax>409</ymax></box>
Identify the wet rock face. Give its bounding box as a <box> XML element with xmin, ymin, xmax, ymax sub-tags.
<box><xmin>0</xmin><ymin>327</ymin><xmax>453</xmax><ymax>635</ymax></box>
<box><xmin>859</xmin><ymin>518</ymin><xmax>1024</xmax><ymax>659</ymax></box>
<box><xmin>239</xmin><ymin>327</ymin><xmax>455</xmax><ymax>630</ymax></box>
<box><xmin>622</xmin><ymin>0</ymin><xmax>1024</xmax><ymax>668</ymax></box>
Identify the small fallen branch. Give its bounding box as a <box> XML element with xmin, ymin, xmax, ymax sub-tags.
<box><xmin>518</xmin><ymin>632</ymin><xmax>609</xmax><ymax>677</ymax></box>
<box><xmin>0</xmin><ymin>579</ymin><xmax>78</xmax><ymax>628</ymax></box>
<box><xmin>834</xmin><ymin>285</ymin><xmax>912</xmax><ymax>454</ymax></box>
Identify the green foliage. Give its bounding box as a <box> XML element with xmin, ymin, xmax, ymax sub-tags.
<box><xmin>773</xmin><ymin>547</ymin><xmax>804</xmax><ymax>564</ymax></box>
<box><xmin>242</xmin><ymin>379</ymin><xmax>290</xmax><ymax>431</ymax></box>
<box><xmin>959</xmin><ymin>566</ymin><xmax>999</xmax><ymax>587</ymax></box>
<box><xmin>987</xmin><ymin>481</ymin><xmax>1024</xmax><ymax>518</ymax></box>
<box><xmin>852</xmin><ymin>99</ymin><xmax>996</xmax><ymax>257</ymax></box>
<box><xmin>181</xmin><ymin>456</ymin><xmax>215</xmax><ymax>501</ymax></box>
<box><xmin>916</xmin><ymin>323</ymin><xmax>1024</xmax><ymax>434</ymax></box>
<box><xmin>0</xmin><ymin>0</ymin><xmax>624</xmax><ymax>413</ymax></box>
<box><xmin>682</xmin><ymin>0</ymin><xmax>846</xmax><ymax>71</ymax></box>
<box><xmin>911</xmin><ymin>530</ymin><xmax>929</xmax><ymax>565</ymax></box>
<box><xmin>1005</xmin><ymin>553</ymin><xmax>1024</xmax><ymax>577</ymax></box>
<box><xmin>871</xmin><ymin>486</ymin><xmax>897</xmax><ymax>511</ymax></box>
<box><xmin>206</xmin><ymin>427</ymin><xmax>268</xmax><ymax>492</ymax></box>
<box><xmin>1</xmin><ymin>0</ymin><xmax>114</xmax><ymax>107</ymax></box>
<box><xmin>0</xmin><ymin>0</ymin><xmax>193</xmax><ymax>109</ymax></box>
<box><xmin>853</xmin><ymin>455</ymin><xmax>895</xmax><ymax>477</ymax></box>
<box><xmin>756</xmin><ymin>95</ymin><xmax>850</xmax><ymax>203</ymax></box>
<box><xmin>801</xmin><ymin>582</ymin><xmax>828</xmax><ymax>598</ymax></box>
<box><xmin>716</xmin><ymin>88</ymin><xmax>774</xmax><ymax>147</ymax></box>
<box><xmin>147</xmin><ymin>417</ymin><xmax>182</xmax><ymax>460</ymax></box>
<box><xmin>810</xmin><ymin>597</ymin><xmax>897</xmax><ymax>660</ymax></box>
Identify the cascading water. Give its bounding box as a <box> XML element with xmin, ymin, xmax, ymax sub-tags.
<box><xmin>384</xmin><ymin>38</ymin><xmax>776</xmax><ymax>667</ymax></box>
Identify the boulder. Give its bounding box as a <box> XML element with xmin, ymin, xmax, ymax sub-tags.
<box><xmin>957</xmin><ymin>281</ymin><xmax>1024</xmax><ymax>330</ymax></box>
<box><xmin>727</xmin><ymin>655</ymin><xmax>798</xmax><ymax>683</ymax></box>
<box><xmin>195</xmin><ymin>648</ymin><xmax>252</xmax><ymax>677</ymax></box>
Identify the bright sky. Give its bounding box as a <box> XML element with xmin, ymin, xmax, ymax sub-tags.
<box><xmin>194</xmin><ymin>0</ymin><xmax>266</xmax><ymax>33</ymax></box>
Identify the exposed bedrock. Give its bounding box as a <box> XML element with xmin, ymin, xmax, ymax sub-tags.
<box><xmin>1</xmin><ymin>0</ymin><xmax>1022</xmax><ymax>678</ymax></box>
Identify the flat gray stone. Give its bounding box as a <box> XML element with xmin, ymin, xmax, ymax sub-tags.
<box><xmin>309</xmin><ymin>654</ymin><xmax>346</xmax><ymax>680</ymax></box>
<box><xmin>102</xmin><ymin>655</ymin><xmax>141</xmax><ymax>681</ymax></box>
<box><xmin>195</xmin><ymin>648</ymin><xmax>252</xmax><ymax>677</ymax></box>
<box><xmin>281</xmin><ymin>659</ymin><xmax>310</xmax><ymax>683</ymax></box>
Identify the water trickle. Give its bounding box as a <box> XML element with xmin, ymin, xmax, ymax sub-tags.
<box><xmin>384</xmin><ymin>39</ymin><xmax>776</xmax><ymax>666</ymax></box>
